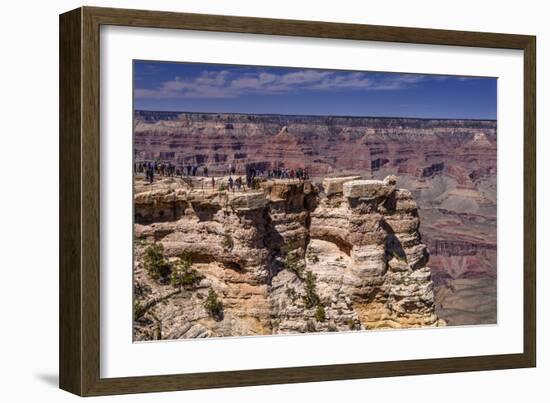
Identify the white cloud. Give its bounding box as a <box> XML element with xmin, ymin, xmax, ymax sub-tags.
<box><xmin>135</xmin><ymin>68</ymin><xmax>447</xmax><ymax>99</ymax></box>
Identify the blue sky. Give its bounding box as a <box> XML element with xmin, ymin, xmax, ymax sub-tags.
<box><xmin>134</xmin><ymin>61</ymin><xmax>497</xmax><ymax>120</ymax></box>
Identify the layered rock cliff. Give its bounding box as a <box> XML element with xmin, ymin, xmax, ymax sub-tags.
<box><xmin>133</xmin><ymin>175</ymin><xmax>444</xmax><ymax>340</ymax></box>
<box><xmin>134</xmin><ymin>111</ymin><xmax>498</xmax><ymax>326</ymax></box>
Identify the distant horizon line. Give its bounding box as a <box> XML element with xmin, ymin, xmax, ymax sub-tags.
<box><xmin>134</xmin><ymin>109</ymin><xmax>497</xmax><ymax>122</ymax></box>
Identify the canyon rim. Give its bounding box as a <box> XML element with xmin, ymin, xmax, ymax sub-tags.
<box><xmin>132</xmin><ymin>62</ymin><xmax>497</xmax><ymax>341</ymax></box>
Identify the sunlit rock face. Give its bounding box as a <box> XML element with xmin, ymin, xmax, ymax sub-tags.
<box><xmin>134</xmin><ymin>112</ymin><xmax>497</xmax><ymax>328</ymax></box>
<box><xmin>133</xmin><ymin>176</ymin><xmax>444</xmax><ymax>341</ymax></box>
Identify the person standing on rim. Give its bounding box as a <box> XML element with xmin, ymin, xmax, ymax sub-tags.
<box><xmin>147</xmin><ymin>161</ymin><xmax>154</xmax><ymax>184</ymax></box>
<box><xmin>236</xmin><ymin>176</ymin><xmax>242</xmax><ymax>191</ymax></box>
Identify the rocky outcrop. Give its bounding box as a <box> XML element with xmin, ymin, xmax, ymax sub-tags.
<box><xmin>133</xmin><ymin>112</ymin><xmax>498</xmax><ymax>327</ymax></box>
<box><xmin>134</xmin><ymin>175</ymin><xmax>444</xmax><ymax>340</ymax></box>
<box><xmin>308</xmin><ymin>175</ymin><xmax>439</xmax><ymax>329</ymax></box>
<box><xmin>322</xmin><ymin>176</ymin><xmax>361</xmax><ymax>195</ymax></box>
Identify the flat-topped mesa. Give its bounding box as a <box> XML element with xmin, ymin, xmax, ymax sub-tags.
<box><xmin>133</xmin><ymin>174</ymin><xmax>443</xmax><ymax>340</ymax></box>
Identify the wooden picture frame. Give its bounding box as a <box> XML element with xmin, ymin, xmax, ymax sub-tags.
<box><xmin>59</xmin><ymin>6</ymin><xmax>536</xmax><ymax>396</ymax></box>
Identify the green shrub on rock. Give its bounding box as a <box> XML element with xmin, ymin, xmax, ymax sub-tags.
<box><xmin>144</xmin><ymin>243</ymin><xmax>171</xmax><ymax>281</ymax></box>
<box><xmin>282</xmin><ymin>244</ymin><xmax>305</xmax><ymax>278</ymax></box>
<box><xmin>170</xmin><ymin>252</ymin><xmax>202</xmax><ymax>289</ymax></box>
<box><xmin>315</xmin><ymin>305</ymin><xmax>326</xmax><ymax>322</ymax></box>
<box><xmin>303</xmin><ymin>271</ymin><xmax>321</xmax><ymax>309</ymax></box>
<box><xmin>204</xmin><ymin>289</ymin><xmax>224</xmax><ymax>321</ymax></box>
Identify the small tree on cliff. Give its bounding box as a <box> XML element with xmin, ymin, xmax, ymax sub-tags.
<box><xmin>204</xmin><ymin>289</ymin><xmax>224</xmax><ymax>321</ymax></box>
<box><xmin>282</xmin><ymin>241</ymin><xmax>305</xmax><ymax>278</ymax></box>
<box><xmin>303</xmin><ymin>271</ymin><xmax>321</xmax><ymax>309</ymax></box>
<box><xmin>302</xmin><ymin>271</ymin><xmax>326</xmax><ymax>323</ymax></box>
<box><xmin>170</xmin><ymin>252</ymin><xmax>203</xmax><ymax>290</ymax></box>
<box><xmin>143</xmin><ymin>243</ymin><xmax>171</xmax><ymax>282</ymax></box>
<box><xmin>284</xmin><ymin>251</ymin><xmax>304</xmax><ymax>278</ymax></box>
<box><xmin>315</xmin><ymin>305</ymin><xmax>326</xmax><ymax>322</ymax></box>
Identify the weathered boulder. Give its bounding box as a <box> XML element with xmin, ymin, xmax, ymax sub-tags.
<box><xmin>341</xmin><ymin>175</ymin><xmax>398</xmax><ymax>200</ymax></box>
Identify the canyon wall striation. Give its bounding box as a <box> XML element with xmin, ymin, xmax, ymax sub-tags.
<box><xmin>134</xmin><ymin>111</ymin><xmax>498</xmax><ymax>326</ymax></box>
<box><xmin>133</xmin><ymin>176</ymin><xmax>444</xmax><ymax>340</ymax></box>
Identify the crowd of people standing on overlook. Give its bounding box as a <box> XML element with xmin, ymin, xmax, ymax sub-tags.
<box><xmin>267</xmin><ymin>167</ymin><xmax>309</xmax><ymax>180</ymax></box>
<box><xmin>135</xmin><ymin>161</ymin><xmax>207</xmax><ymax>183</ymax></box>
<box><xmin>134</xmin><ymin>160</ymin><xmax>309</xmax><ymax>187</ymax></box>
<box><xmin>223</xmin><ymin>165</ymin><xmax>309</xmax><ymax>192</ymax></box>
<box><xmin>135</xmin><ymin>161</ymin><xmax>206</xmax><ymax>180</ymax></box>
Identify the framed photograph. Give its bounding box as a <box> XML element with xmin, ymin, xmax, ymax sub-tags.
<box><xmin>59</xmin><ymin>6</ymin><xmax>536</xmax><ymax>396</ymax></box>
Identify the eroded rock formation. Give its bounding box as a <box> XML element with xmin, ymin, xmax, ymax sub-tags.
<box><xmin>134</xmin><ymin>111</ymin><xmax>498</xmax><ymax>326</ymax></box>
<box><xmin>133</xmin><ymin>175</ymin><xmax>444</xmax><ymax>340</ymax></box>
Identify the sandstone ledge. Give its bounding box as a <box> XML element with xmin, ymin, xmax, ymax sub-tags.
<box><xmin>323</xmin><ymin>176</ymin><xmax>361</xmax><ymax>195</ymax></box>
<box><xmin>343</xmin><ymin>175</ymin><xmax>396</xmax><ymax>199</ymax></box>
